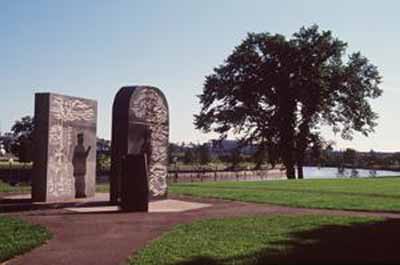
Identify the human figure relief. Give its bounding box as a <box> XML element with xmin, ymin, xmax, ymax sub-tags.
<box><xmin>72</xmin><ymin>133</ymin><xmax>91</xmax><ymax>198</ymax></box>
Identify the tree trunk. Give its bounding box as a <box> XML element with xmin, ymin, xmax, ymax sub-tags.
<box><xmin>296</xmin><ymin>135</ymin><xmax>307</xmax><ymax>180</ymax></box>
<box><xmin>285</xmin><ymin>162</ymin><xmax>296</xmax><ymax>179</ymax></box>
<box><xmin>297</xmin><ymin>163</ymin><xmax>304</xmax><ymax>179</ymax></box>
<box><xmin>296</xmin><ymin>115</ymin><xmax>312</xmax><ymax>180</ymax></box>
<box><xmin>278</xmin><ymin>86</ymin><xmax>297</xmax><ymax>180</ymax></box>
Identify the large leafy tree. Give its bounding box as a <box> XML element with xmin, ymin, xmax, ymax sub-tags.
<box><xmin>195</xmin><ymin>25</ymin><xmax>382</xmax><ymax>179</ymax></box>
<box><xmin>11</xmin><ymin>115</ymin><xmax>34</xmax><ymax>162</ymax></box>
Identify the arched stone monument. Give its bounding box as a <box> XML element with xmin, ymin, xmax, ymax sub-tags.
<box><xmin>110</xmin><ymin>86</ymin><xmax>169</xmax><ymax>204</ymax></box>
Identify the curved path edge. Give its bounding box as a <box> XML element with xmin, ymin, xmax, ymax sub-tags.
<box><xmin>4</xmin><ymin>196</ymin><xmax>400</xmax><ymax>265</ymax></box>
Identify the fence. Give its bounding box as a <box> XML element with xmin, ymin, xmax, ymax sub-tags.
<box><xmin>167</xmin><ymin>168</ymin><xmax>285</xmax><ymax>183</ymax></box>
<box><xmin>1</xmin><ymin>167</ymin><xmax>286</xmax><ymax>185</ymax></box>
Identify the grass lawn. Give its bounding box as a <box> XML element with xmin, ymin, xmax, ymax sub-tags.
<box><xmin>0</xmin><ymin>181</ymin><xmax>109</xmax><ymax>194</ymax></box>
<box><xmin>0</xmin><ymin>180</ymin><xmax>30</xmax><ymax>193</ymax></box>
<box><xmin>4</xmin><ymin>176</ymin><xmax>400</xmax><ymax>212</ymax></box>
<box><xmin>170</xmin><ymin>177</ymin><xmax>400</xmax><ymax>212</ymax></box>
<box><xmin>0</xmin><ymin>216</ymin><xmax>51</xmax><ymax>262</ymax></box>
<box><xmin>96</xmin><ymin>183</ymin><xmax>110</xmax><ymax>193</ymax></box>
<box><xmin>129</xmin><ymin>215</ymin><xmax>383</xmax><ymax>265</ymax></box>
<box><xmin>0</xmin><ymin>161</ymin><xmax>32</xmax><ymax>170</ymax></box>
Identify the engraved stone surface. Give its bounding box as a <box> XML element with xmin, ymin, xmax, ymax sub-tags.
<box><xmin>111</xmin><ymin>86</ymin><xmax>169</xmax><ymax>202</ymax></box>
<box><xmin>32</xmin><ymin>93</ymin><xmax>97</xmax><ymax>202</ymax></box>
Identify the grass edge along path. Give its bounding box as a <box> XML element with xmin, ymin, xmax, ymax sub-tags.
<box><xmin>4</xmin><ymin>177</ymin><xmax>400</xmax><ymax>212</ymax></box>
<box><xmin>0</xmin><ymin>216</ymin><xmax>51</xmax><ymax>263</ymax></box>
<box><xmin>129</xmin><ymin>215</ymin><xmax>382</xmax><ymax>265</ymax></box>
<box><xmin>0</xmin><ymin>180</ymin><xmax>30</xmax><ymax>194</ymax></box>
<box><xmin>0</xmin><ymin>181</ymin><xmax>109</xmax><ymax>194</ymax></box>
<box><xmin>170</xmin><ymin>177</ymin><xmax>400</xmax><ymax>212</ymax></box>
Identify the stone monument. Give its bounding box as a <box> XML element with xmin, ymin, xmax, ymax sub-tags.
<box><xmin>32</xmin><ymin>93</ymin><xmax>97</xmax><ymax>202</ymax></box>
<box><xmin>110</xmin><ymin>86</ymin><xmax>169</xmax><ymax>204</ymax></box>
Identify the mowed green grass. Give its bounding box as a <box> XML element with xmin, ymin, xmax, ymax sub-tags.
<box><xmin>0</xmin><ymin>216</ymin><xmax>51</xmax><ymax>262</ymax></box>
<box><xmin>0</xmin><ymin>181</ymin><xmax>109</xmax><ymax>194</ymax></box>
<box><xmin>129</xmin><ymin>215</ymin><xmax>381</xmax><ymax>265</ymax></box>
<box><xmin>0</xmin><ymin>161</ymin><xmax>32</xmax><ymax>169</ymax></box>
<box><xmin>4</xmin><ymin>176</ymin><xmax>400</xmax><ymax>212</ymax></box>
<box><xmin>96</xmin><ymin>183</ymin><xmax>110</xmax><ymax>193</ymax></box>
<box><xmin>0</xmin><ymin>180</ymin><xmax>30</xmax><ymax>193</ymax></box>
<box><xmin>170</xmin><ymin>177</ymin><xmax>400</xmax><ymax>212</ymax></box>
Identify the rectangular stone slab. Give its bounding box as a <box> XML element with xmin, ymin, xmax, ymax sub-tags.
<box><xmin>32</xmin><ymin>93</ymin><xmax>97</xmax><ymax>202</ymax></box>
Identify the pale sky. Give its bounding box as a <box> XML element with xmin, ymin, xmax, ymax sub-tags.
<box><xmin>0</xmin><ymin>0</ymin><xmax>399</xmax><ymax>151</ymax></box>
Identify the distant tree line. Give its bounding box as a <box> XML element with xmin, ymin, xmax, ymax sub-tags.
<box><xmin>170</xmin><ymin>141</ymin><xmax>400</xmax><ymax>171</ymax></box>
<box><xmin>4</xmin><ymin>116</ymin><xmax>399</xmax><ymax>173</ymax></box>
<box><xmin>168</xmin><ymin>141</ymin><xmax>271</xmax><ymax>170</ymax></box>
<box><xmin>302</xmin><ymin>146</ymin><xmax>400</xmax><ymax>170</ymax></box>
<box><xmin>0</xmin><ymin>115</ymin><xmax>34</xmax><ymax>162</ymax></box>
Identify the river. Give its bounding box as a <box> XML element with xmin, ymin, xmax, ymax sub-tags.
<box><xmin>302</xmin><ymin>166</ymin><xmax>400</xmax><ymax>179</ymax></box>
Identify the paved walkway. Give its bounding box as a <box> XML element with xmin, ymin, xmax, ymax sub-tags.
<box><xmin>3</xmin><ymin>195</ymin><xmax>400</xmax><ymax>265</ymax></box>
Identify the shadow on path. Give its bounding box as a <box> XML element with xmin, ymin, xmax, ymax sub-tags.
<box><xmin>0</xmin><ymin>197</ymin><xmax>113</xmax><ymax>213</ymax></box>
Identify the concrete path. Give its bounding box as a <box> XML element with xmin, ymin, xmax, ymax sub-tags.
<box><xmin>3</xmin><ymin>195</ymin><xmax>400</xmax><ymax>265</ymax></box>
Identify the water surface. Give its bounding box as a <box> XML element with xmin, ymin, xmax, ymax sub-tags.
<box><xmin>302</xmin><ymin>166</ymin><xmax>400</xmax><ymax>179</ymax></box>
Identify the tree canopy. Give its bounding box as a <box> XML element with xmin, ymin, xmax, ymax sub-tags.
<box><xmin>195</xmin><ymin>25</ymin><xmax>382</xmax><ymax>179</ymax></box>
<box><xmin>11</xmin><ymin>115</ymin><xmax>34</xmax><ymax>162</ymax></box>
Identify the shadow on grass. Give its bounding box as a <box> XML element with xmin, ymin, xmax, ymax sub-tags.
<box><xmin>172</xmin><ymin>219</ymin><xmax>400</xmax><ymax>265</ymax></box>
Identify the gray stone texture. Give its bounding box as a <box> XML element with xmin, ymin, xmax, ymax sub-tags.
<box><xmin>32</xmin><ymin>93</ymin><xmax>97</xmax><ymax>202</ymax></box>
<box><xmin>111</xmin><ymin>86</ymin><xmax>169</xmax><ymax>202</ymax></box>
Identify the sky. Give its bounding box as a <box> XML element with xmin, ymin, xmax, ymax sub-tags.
<box><xmin>0</xmin><ymin>0</ymin><xmax>399</xmax><ymax>152</ymax></box>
